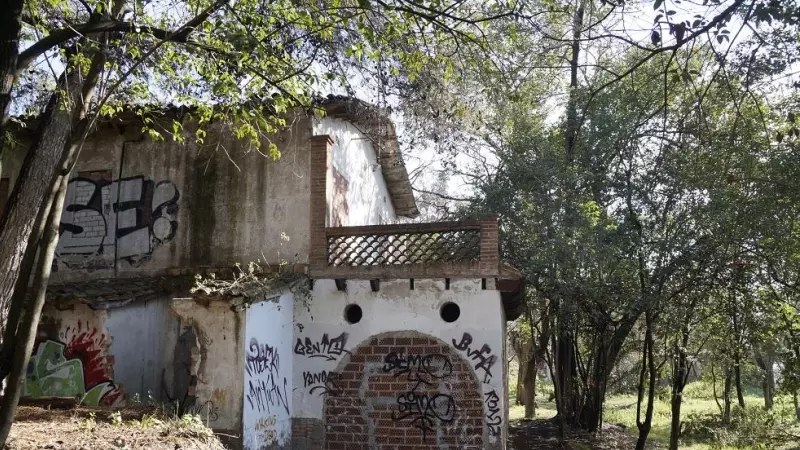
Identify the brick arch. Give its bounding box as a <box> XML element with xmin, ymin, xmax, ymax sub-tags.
<box><xmin>323</xmin><ymin>331</ymin><xmax>484</xmax><ymax>449</ymax></box>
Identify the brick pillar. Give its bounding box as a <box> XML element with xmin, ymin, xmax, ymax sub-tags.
<box><xmin>309</xmin><ymin>135</ymin><xmax>333</xmax><ymax>274</ymax></box>
<box><xmin>479</xmin><ymin>216</ymin><xmax>500</xmax><ymax>276</ymax></box>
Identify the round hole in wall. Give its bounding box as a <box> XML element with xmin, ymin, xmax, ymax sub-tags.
<box><xmin>440</xmin><ymin>302</ymin><xmax>460</xmax><ymax>323</ymax></box>
<box><xmin>344</xmin><ymin>304</ymin><xmax>363</xmax><ymax>324</ymax></box>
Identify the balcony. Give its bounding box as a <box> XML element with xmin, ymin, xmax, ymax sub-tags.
<box><xmin>309</xmin><ymin>218</ymin><xmax>501</xmax><ymax>279</ymax></box>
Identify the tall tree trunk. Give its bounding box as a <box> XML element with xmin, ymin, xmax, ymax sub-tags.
<box><xmin>722</xmin><ymin>368</ymin><xmax>732</xmax><ymax>424</ymax></box>
<box><xmin>636</xmin><ymin>314</ymin><xmax>656</xmax><ymax>450</ymax></box>
<box><xmin>0</xmin><ymin>190</ymin><xmax>55</xmax><ymax>379</ymax></box>
<box><xmin>523</xmin><ymin>356</ymin><xmax>537</xmax><ymax>418</ymax></box>
<box><xmin>669</xmin><ymin>325</ymin><xmax>690</xmax><ymax>450</ymax></box>
<box><xmin>793</xmin><ymin>391</ymin><xmax>800</xmax><ymax>421</ymax></box>
<box><xmin>755</xmin><ymin>352</ymin><xmax>774</xmax><ymax>410</ymax></box>
<box><xmin>0</xmin><ymin>173</ymin><xmax>68</xmax><ymax>445</ymax></box>
<box><xmin>733</xmin><ymin>353</ymin><xmax>745</xmax><ymax>409</ymax></box>
<box><xmin>554</xmin><ymin>0</ymin><xmax>585</xmax><ymax>433</ymax></box>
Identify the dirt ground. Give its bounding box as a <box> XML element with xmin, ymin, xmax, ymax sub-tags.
<box><xmin>6</xmin><ymin>405</ymin><xmax>651</xmax><ymax>450</ymax></box>
<box><xmin>508</xmin><ymin>419</ymin><xmax>659</xmax><ymax>449</ymax></box>
<box><xmin>6</xmin><ymin>405</ymin><xmax>227</xmax><ymax>450</ymax></box>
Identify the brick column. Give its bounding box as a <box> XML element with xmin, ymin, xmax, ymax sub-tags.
<box><xmin>309</xmin><ymin>135</ymin><xmax>333</xmax><ymax>274</ymax></box>
<box><xmin>479</xmin><ymin>216</ymin><xmax>500</xmax><ymax>276</ymax></box>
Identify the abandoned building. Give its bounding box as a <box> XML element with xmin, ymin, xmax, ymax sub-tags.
<box><xmin>0</xmin><ymin>97</ymin><xmax>525</xmax><ymax>450</ymax></box>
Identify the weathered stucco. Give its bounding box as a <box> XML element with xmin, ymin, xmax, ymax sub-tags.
<box><xmin>168</xmin><ymin>298</ymin><xmax>245</xmax><ymax>432</ymax></box>
<box><xmin>313</xmin><ymin>117</ymin><xmax>396</xmax><ymax>227</ymax></box>
<box><xmin>293</xmin><ymin>279</ymin><xmax>507</xmax><ymax>450</ymax></box>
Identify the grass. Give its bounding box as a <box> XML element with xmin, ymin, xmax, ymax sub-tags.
<box><xmin>507</xmin><ymin>363</ymin><xmax>800</xmax><ymax>449</ymax></box>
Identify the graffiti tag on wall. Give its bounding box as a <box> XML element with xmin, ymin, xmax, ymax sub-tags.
<box><xmin>484</xmin><ymin>390</ymin><xmax>502</xmax><ymax>436</ymax></box>
<box><xmin>254</xmin><ymin>415</ymin><xmax>277</xmax><ymax>444</ymax></box>
<box><xmin>245</xmin><ymin>338</ymin><xmax>289</xmax><ymax>415</ymax></box>
<box><xmin>25</xmin><ymin>324</ymin><xmax>123</xmax><ymax>406</ymax></box>
<box><xmin>293</xmin><ymin>332</ymin><xmax>349</xmax><ymax>361</ymax></box>
<box><xmin>302</xmin><ymin>370</ymin><xmax>342</xmax><ymax>397</ymax></box>
<box><xmin>382</xmin><ymin>351</ymin><xmax>457</xmax><ymax>439</ymax></box>
<box><xmin>57</xmin><ymin>174</ymin><xmax>179</xmax><ymax>268</ymax></box>
<box><xmin>453</xmin><ymin>332</ymin><xmax>497</xmax><ymax>384</ymax></box>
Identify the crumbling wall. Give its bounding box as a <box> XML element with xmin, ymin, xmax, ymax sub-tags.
<box><xmin>166</xmin><ymin>299</ymin><xmax>245</xmax><ymax>433</ymax></box>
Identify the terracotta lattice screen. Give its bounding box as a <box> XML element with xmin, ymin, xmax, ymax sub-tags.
<box><xmin>326</xmin><ymin>222</ymin><xmax>482</xmax><ymax>267</ymax></box>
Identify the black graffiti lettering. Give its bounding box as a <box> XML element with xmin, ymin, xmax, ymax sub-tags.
<box><xmin>393</xmin><ymin>387</ymin><xmax>456</xmax><ymax>439</ymax></box>
<box><xmin>246</xmin><ymin>376</ymin><xmax>290</xmax><ymax>416</ymax></box>
<box><xmin>382</xmin><ymin>352</ymin><xmax>453</xmax><ymax>387</ymax></box>
<box><xmin>303</xmin><ymin>370</ymin><xmax>342</xmax><ymax>397</ymax></box>
<box><xmin>245</xmin><ymin>338</ymin><xmax>280</xmax><ymax>377</ymax></box>
<box><xmin>484</xmin><ymin>390</ymin><xmax>502</xmax><ymax>436</ymax></box>
<box><xmin>452</xmin><ymin>333</ymin><xmax>497</xmax><ymax>383</ymax></box>
<box><xmin>293</xmin><ymin>332</ymin><xmax>349</xmax><ymax>361</ymax></box>
<box><xmin>57</xmin><ymin>175</ymin><xmax>180</xmax><ymax>266</ymax></box>
<box><xmin>452</xmin><ymin>332</ymin><xmax>473</xmax><ymax>351</ymax></box>
<box><xmin>244</xmin><ymin>338</ymin><xmax>289</xmax><ymax>416</ymax></box>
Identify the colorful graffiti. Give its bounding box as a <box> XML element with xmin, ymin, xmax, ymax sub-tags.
<box><xmin>25</xmin><ymin>340</ymin><xmax>122</xmax><ymax>406</ymax></box>
<box><xmin>25</xmin><ymin>321</ymin><xmax>123</xmax><ymax>406</ymax></box>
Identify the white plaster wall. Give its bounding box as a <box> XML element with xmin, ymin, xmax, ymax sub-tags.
<box><xmin>243</xmin><ymin>294</ymin><xmax>294</xmax><ymax>449</ymax></box>
<box><xmin>292</xmin><ymin>279</ymin><xmax>507</xmax><ymax>445</ymax></box>
<box><xmin>313</xmin><ymin>117</ymin><xmax>396</xmax><ymax>226</ymax></box>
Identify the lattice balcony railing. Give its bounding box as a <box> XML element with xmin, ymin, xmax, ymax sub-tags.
<box><xmin>327</xmin><ymin>223</ymin><xmax>481</xmax><ymax>267</ymax></box>
<box><xmin>311</xmin><ymin>219</ymin><xmax>500</xmax><ymax>279</ymax></box>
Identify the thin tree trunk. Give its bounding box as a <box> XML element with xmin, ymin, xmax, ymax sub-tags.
<box><xmin>0</xmin><ymin>173</ymin><xmax>68</xmax><ymax>445</ymax></box>
<box><xmin>523</xmin><ymin>356</ymin><xmax>537</xmax><ymax>418</ymax></box>
<box><xmin>733</xmin><ymin>353</ymin><xmax>745</xmax><ymax>409</ymax></box>
<box><xmin>636</xmin><ymin>314</ymin><xmax>656</xmax><ymax>450</ymax></box>
<box><xmin>669</xmin><ymin>326</ymin><xmax>690</xmax><ymax>450</ymax></box>
<box><xmin>793</xmin><ymin>391</ymin><xmax>799</xmax><ymax>421</ymax></box>
<box><xmin>722</xmin><ymin>368</ymin><xmax>732</xmax><ymax>424</ymax></box>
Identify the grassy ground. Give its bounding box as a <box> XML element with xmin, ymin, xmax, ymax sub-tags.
<box><xmin>507</xmin><ymin>364</ymin><xmax>800</xmax><ymax>449</ymax></box>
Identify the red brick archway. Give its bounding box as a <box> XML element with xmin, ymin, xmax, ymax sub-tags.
<box><xmin>323</xmin><ymin>331</ymin><xmax>484</xmax><ymax>449</ymax></box>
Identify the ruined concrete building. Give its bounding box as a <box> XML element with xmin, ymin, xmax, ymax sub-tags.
<box><xmin>1</xmin><ymin>97</ymin><xmax>525</xmax><ymax>450</ymax></box>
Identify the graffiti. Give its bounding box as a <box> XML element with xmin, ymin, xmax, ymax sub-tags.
<box><xmin>254</xmin><ymin>415</ymin><xmax>277</xmax><ymax>444</ymax></box>
<box><xmin>382</xmin><ymin>351</ymin><xmax>453</xmax><ymax>388</ymax></box>
<box><xmin>302</xmin><ymin>370</ymin><xmax>342</xmax><ymax>397</ymax></box>
<box><xmin>394</xmin><ymin>390</ymin><xmax>456</xmax><ymax>439</ymax></box>
<box><xmin>57</xmin><ymin>174</ymin><xmax>179</xmax><ymax>267</ymax></box>
<box><xmin>453</xmin><ymin>333</ymin><xmax>497</xmax><ymax>384</ymax></box>
<box><xmin>187</xmin><ymin>400</ymin><xmax>219</xmax><ymax>422</ymax></box>
<box><xmin>382</xmin><ymin>351</ymin><xmax>457</xmax><ymax>438</ymax></box>
<box><xmin>484</xmin><ymin>390</ymin><xmax>502</xmax><ymax>436</ymax></box>
<box><xmin>245</xmin><ymin>340</ymin><xmax>280</xmax><ymax>377</ymax></box>
<box><xmin>245</xmin><ymin>338</ymin><xmax>289</xmax><ymax>415</ymax></box>
<box><xmin>24</xmin><ymin>340</ymin><xmax>121</xmax><ymax>406</ymax></box>
<box><xmin>293</xmin><ymin>332</ymin><xmax>349</xmax><ymax>361</ymax></box>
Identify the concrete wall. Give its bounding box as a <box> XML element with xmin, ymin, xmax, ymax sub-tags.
<box><xmin>313</xmin><ymin>117</ymin><xmax>396</xmax><ymax>227</ymax></box>
<box><xmin>243</xmin><ymin>294</ymin><xmax>294</xmax><ymax>450</ymax></box>
<box><xmin>38</xmin><ymin>116</ymin><xmax>314</xmax><ymax>282</ymax></box>
<box><xmin>291</xmin><ymin>279</ymin><xmax>507</xmax><ymax>450</ymax></box>
<box><xmin>167</xmin><ymin>298</ymin><xmax>245</xmax><ymax>433</ymax></box>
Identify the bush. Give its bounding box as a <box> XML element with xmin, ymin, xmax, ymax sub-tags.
<box><xmin>683</xmin><ymin>407</ymin><xmax>790</xmax><ymax>449</ymax></box>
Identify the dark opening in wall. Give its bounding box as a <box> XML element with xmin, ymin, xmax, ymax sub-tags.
<box><xmin>440</xmin><ymin>302</ymin><xmax>460</xmax><ymax>323</ymax></box>
<box><xmin>344</xmin><ymin>304</ymin><xmax>363</xmax><ymax>324</ymax></box>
